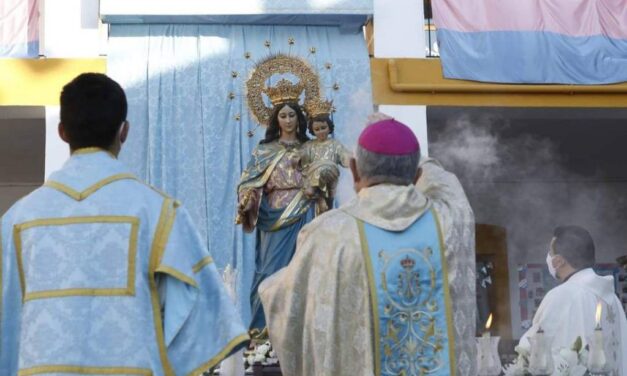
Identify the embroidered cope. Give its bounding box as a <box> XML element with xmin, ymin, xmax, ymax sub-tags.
<box><xmin>259</xmin><ymin>158</ymin><xmax>476</xmax><ymax>375</ymax></box>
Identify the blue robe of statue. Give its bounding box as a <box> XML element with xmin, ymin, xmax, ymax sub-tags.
<box><xmin>238</xmin><ymin>140</ymin><xmax>314</xmax><ymax>331</ymax></box>
<box><xmin>0</xmin><ymin>148</ymin><xmax>248</xmax><ymax>376</ymax></box>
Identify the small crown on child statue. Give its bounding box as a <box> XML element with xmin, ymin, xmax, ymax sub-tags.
<box><xmin>400</xmin><ymin>256</ymin><xmax>416</xmax><ymax>269</ymax></box>
<box><xmin>305</xmin><ymin>99</ymin><xmax>334</xmax><ymax>118</ymax></box>
<box><xmin>263</xmin><ymin>78</ymin><xmax>305</xmax><ymax>106</ymax></box>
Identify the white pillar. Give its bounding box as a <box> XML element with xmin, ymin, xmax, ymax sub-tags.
<box><xmin>41</xmin><ymin>0</ymin><xmax>102</xmax><ymax>178</ymax></box>
<box><xmin>45</xmin><ymin>106</ymin><xmax>69</xmax><ymax>179</ymax></box>
<box><xmin>373</xmin><ymin>0</ymin><xmax>425</xmax><ymax>59</ymax></box>
<box><xmin>42</xmin><ymin>0</ymin><xmax>105</xmax><ymax>57</ymax></box>
<box><xmin>379</xmin><ymin>105</ymin><xmax>428</xmax><ymax>152</ymax></box>
<box><xmin>373</xmin><ymin>0</ymin><xmax>429</xmax><ymax>155</ymax></box>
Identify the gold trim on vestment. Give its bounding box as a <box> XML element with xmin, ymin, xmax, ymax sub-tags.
<box><xmin>138</xmin><ymin>181</ymin><xmax>176</xmax><ymax>202</ymax></box>
<box><xmin>148</xmin><ymin>198</ymin><xmax>177</xmax><ymax>376</ymax></box>
<box><xmin>44</xmin><ymin>173</ymin><xmax>137</xmax><ymax>201</ymax></box>
<box><xmin>192</xmin><ymin>256</ymin><xmax>214</xmax><ymax>273</ymax></box>
<box><xmin>432</xmin><ymin>208</ymin><xmax>456</xmax><ymax>376</ymax></box>
<box><xmin>17</xmin><ymin>365</ymin><xmax>152</xmax><ymax>375</ymax></box>
<box><xmin>155</xmin><ymin>265</ymin><xmax>198</xmax><ymax>288</ymax></box>
<box><xmin>72</xmin><ymin>147</ymin><xmax>117</xmax><ymax>159</ymax></box>
<box><xmin>356</xmin><ymin>219</ymin><xmax>381</xmax><ymax>376</ymax></box>
<box><xmin>14</xmin><ymin>216</ymin><xmax>139</xmax><ymax>303</ymax></box>
<box><xmin>13</xmin><ymin>224</ymin><xmax>25</xmax><ymax>298</ymax></box>
<box><xmin>187</xmin><ymin>333</ymin><xmax>250</xmax><ymax>376</ymax></box>
<box><xmin>238</xmin><ymin>149</ymin><xmax>287</xmax><ymax>192</ymax></box>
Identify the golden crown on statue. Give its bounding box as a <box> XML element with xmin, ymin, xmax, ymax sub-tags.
<box><xmin>246</xmin><ymin>53</ymin><xmax>322</xmax><ymax>127</ymax></box>
<box><xmin>305</xmin><ymin>99</ymin><xmax>334</xmax><ymax>118</ymax></box>
<box><xmin>263</xmin><ymin>79</ymin><xmax>305</xmax><ymax>106</ymax></box>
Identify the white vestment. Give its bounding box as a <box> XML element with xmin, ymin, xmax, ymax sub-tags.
<box><xmin>259</xmin><ymin>159</ymin><xmax>476</xmax><ymax>375</ymax></box>
<box><xmin>519</xmin><ymin>268</ymin><xmax>627</xmax><ymax>375</ymax></box>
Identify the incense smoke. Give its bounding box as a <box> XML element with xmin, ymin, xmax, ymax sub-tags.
<box><xmin>429</xmin><ymin>109</ymin><xmax>627</xmax><ymax>265</ymax></box>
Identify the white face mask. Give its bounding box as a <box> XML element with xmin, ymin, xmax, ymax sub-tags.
<box><xmin>546</xmin><ymin>252</ymin><xmax>557</xmax><ymax>279</ymax></box>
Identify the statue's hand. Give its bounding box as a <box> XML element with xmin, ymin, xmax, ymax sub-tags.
<box><xmin>303</xmin><ymin>186</ymin><xmax>317</xmax><ymax>199</ymax></box>
<box><xmin>238</xmin><ymin>190</ymin><xmax>256</xmax><ymax>215</ymax></box>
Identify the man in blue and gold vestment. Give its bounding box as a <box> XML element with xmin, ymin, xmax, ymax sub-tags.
<box><xmin>0</xmin><ymin>73</ymin><xmax>248</xmax><ymax>375</ymax></box>
<box><xmin>260</xmin><ymin>114</ymin><xmax>476</xmax><ymax>376</ymax></box>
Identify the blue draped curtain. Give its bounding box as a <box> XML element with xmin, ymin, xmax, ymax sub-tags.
<box><xmin>107</xmin><ymin>24</ymin><xmax>373</xmax><ymax>322</ymax></box>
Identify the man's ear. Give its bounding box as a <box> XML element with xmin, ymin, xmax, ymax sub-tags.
<box><xmin>58</xmin><ymin>123</ymin><xmax>69</xmax><ymax>144</ymax></box>
<box><xmin>119</xmin><ymin>121</ymin><xmax>129</xmax><ymax>144</ymax></box>
<box><xmin>553</xmin><ymin>254</ymin><xmax>566</xmax><ymax>269</ymax></box>
<box><xmin>350</xmin><ymin>158</ymin><xmax>360</xmax><ymax>185</ymax></box>
<box><xmin>413</xmin><ymin>167</ymin><xmax>422</xmax><ymax>184</ymax></box>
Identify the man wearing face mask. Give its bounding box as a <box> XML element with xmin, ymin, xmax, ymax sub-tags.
<box><xmin>518</xmin><ymin>226</ymin><xmax>627</xmax><ymax>375</ymax></box>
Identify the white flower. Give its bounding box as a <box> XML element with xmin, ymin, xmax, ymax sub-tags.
<box><xmin>553</xmin><ymin>356</ymin><xmax>571</xmax><ymax>376</ymax></box>
<box><xmin>569</xmin><ymin>365</ymin><xmax>587</xmax><ymax>376</ymax></box>
<box><xmin>558</xmin><ymin>348</ymin><xmax>578</xmax><ymax>368</ymax></box>
<box><xmin>502</xmin><ymin>359</ymin><xmax>527</xmax><ymax>376</ymax></box>
<box><xmin>256</xmin><ymin>344</ymin><xmax>270</xmax><ymax>355</ymax></box>
<box><xmin>514</xmin><ymin>345</ymin><xmax>530</xmax><ymax>358</ymax></box>
<box><xmin>246</xmin><ymin>354</ymin><xmax>256</xmax><ymax>365</ymax></box>
<box><xmin>578</xmin><ymin>348</ymin><xmax>589</xmax><ymax>366</ymax></box>
<box><xmin>552</xmin><ymin>345</ymin><xmax>589</xmax><ymax>376</ymax></box>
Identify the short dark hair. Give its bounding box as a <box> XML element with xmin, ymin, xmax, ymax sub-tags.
<box><xmin>307</xmin><ymin>114</ymin><xmax>335</xmax><ymax>136</ymax></box>
<box><xmin>260</xmin><ymin>102</ymin><xmax>309</xmax><ymax>144</ymax></box>
<box><xmin>553</xmin><ymin>225</ymin><xmax>595</xmax><ymax>270</ymax></box>
<box><xmin>60</xmin><ymin>73</ymin><xmax>127</xmax><ymax>149</ymax></box>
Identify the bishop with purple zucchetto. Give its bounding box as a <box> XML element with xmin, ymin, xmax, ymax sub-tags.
<box><xmin>260</xmin><ymin>114</ymin><xmax>477</xmax><ymax>376</ymax></box>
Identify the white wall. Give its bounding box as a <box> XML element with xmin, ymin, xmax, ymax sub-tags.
<box><xmin>41</xmin><ymin>0</ymin><xmax>102</xmax><ymax>177</ymax></box>
<box><xmin>373</xmin><ymin>0</ymin><xmax>424</xmax><ymax>58</ymax></box>
<box><xmin>41</xmin><ymin>0</ymin><xmax>106</xmax><ymax>57</ymax></box>
<box><xmin>100</xmin><ymin>0</ymin><xmax>372</xmax><ymax>17</ymax></box>
<box><xmin>373</xmin><ymin>0</ymin><xmax>428</xmax><ymax>155</ymax></box>
<box><xmin>45</xmin><ymin>106</ymin><xmax>69</xmax><ymax>179</ymax></box>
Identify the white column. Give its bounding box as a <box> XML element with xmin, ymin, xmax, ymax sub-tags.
<box><xmin>373</xmin><ymin>0</ymin><xmax>425</xmax><ymax>58</ymax></box>
<box><xmin>379</xmin><ymin>105</ymin><xmax>428</xmax><ymax>152</ymax></box>
<box><xmin>373</xmin><ymin>0</ymin><xmax>429</xmax><ymax>155</ymax></box>
<box><xmin>42</xmin><ymin>0</ymin><xmax>102</xmax><ymax>178</ymax></box>
<box><xmin>45</xmin><ymin>106</ymin><xmax>69</xmax><ymax>179</ymax></box>
<box><xmin>42</xmin><ymin>0</ymin><xmax>105</xmax><ymax>58</ymax></box>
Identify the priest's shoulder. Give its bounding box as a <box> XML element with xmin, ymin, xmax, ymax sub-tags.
<box><xmin>299</xmin><ymin>208</ymin><xmax>354</xmax><ymax>237</ymax></box>
<box><xmin>135</xmin><ymin>181</ymin><xmax>181</xmax><ymax>205</ymax></box>
<box><xmin>541</xmin><ymin>280</ymin><xmax>579</xmax><ymax>307</ymax></box>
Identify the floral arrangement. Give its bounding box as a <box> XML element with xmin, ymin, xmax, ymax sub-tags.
<box><xmin>244</xmin><ymin>340</ymin><xmax>279</xmax><ymax>370</ymax></box>
<box><xmin>503</xmin><ymin>337</ymin><xmax>589</xmax><ymax>376</ymax></box>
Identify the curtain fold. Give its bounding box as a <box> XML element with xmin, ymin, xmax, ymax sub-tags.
<box><xmin>108</xmin><ymin>24</ymin><xmax>372</xmax><ymax>321</ymax></box>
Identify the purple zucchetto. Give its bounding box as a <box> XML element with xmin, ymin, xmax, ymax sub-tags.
<box><xmin>358</xmin><ymin>118</ymin><xmax>420</xmax><ymax>155</ymax></box>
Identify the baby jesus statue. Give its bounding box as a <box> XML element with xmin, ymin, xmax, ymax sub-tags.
<box><xmin>301</xmin><ymin>100</ymin><xmax>351</xmax><ymax>215</ymax></box>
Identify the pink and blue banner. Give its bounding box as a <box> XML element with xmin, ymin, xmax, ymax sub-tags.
<box><xmin>0</xmin><ymin>0</ymin><xmax>40</xmax><ymax>58</ymax></box>
<box><xmin>433</xmin><ymin>0</ymin><xmax>627</xmax><ymax>84</ymax></box>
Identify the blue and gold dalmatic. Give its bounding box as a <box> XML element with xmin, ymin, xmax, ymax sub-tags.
<box><xmin>357</xmin><ymin>209</ymin><xmax>455</xmax><ymax>376</ymax></box>
<box><xmin>0</xmin><ymin>149</ymin><xmax>248</xmax><ymax>376</ymax></box>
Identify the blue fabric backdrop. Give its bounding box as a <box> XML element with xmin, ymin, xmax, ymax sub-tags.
<box><xmin>107</xmin><ymin>24</ymin><xmax>372</xmax><ymax>322</ymax></box>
